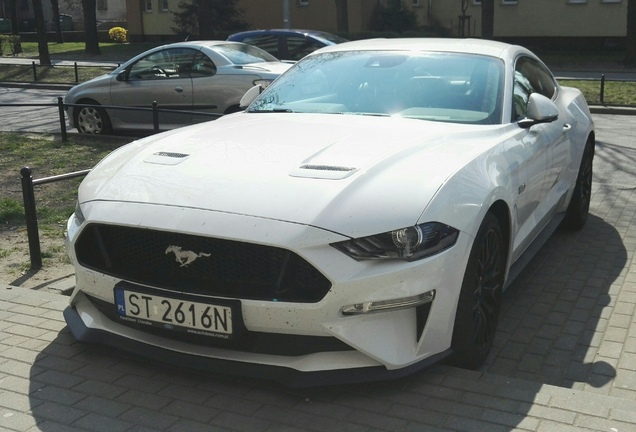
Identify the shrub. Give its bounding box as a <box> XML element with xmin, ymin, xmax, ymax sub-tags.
<box><xmin>0</xmin><ymin>34</ymin><xmax>22</xmax><ymax>55</ymax></box>
<box><xmin>108</xmin><ymin>27</ymin><xmax>128</xmax><ymax>43</ymax></box>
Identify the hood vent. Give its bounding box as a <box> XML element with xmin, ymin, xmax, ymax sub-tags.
<box><xmin>144</xmin><ymin>151</ymin><xmax>190</xmax><ymax>166</ymax></box>
<box><xmin>290</xmin><ymin>164</ymin><xmax>358</xmax><ymax>180</ymax></box>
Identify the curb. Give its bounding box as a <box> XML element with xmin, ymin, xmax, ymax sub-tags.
<box><xmin>1</xmin><ymin>81</ymin><xmax>74</xmax><ymax>91</ymax></box>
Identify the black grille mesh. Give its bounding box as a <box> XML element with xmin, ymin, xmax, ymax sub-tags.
<box><xmin>75</xmin><ymin>224</ymin><xmax>332</xmax><ymax>302</ymax></box>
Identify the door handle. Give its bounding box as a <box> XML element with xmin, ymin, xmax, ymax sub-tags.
<box><xmin>174</xmin><ymin>86</ymin><xmax>184</xmax><ymax>93</ymax></box>
<box><xmin>563</xmin><ymin>123</ymin><xmax>572</xmax><ymax>130</ymax></box>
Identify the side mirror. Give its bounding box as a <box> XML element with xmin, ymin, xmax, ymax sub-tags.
<box><xmin>239</xmin><ymin>85</ymin><xmax>262</xmax><ymax>109</ymax></box>
<box><xmin>115</xmin><ymin>70</ymin><xmax>128</xmax><ymax>82</ymax></box>
<box><xmin>518</xmin><ymin>93</ymin><xmax>559</xmax><ymax>129</ymax></box>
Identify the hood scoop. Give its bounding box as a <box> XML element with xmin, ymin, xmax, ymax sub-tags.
<box><xmin>143</xmin><ymin>151</ymin><xmax>190</xmax><ymax>166</ymax></box>
<box><xmin>289</xmin><ymin>164</ymin><xmax>358</xmax><ymax>180</ymax></box>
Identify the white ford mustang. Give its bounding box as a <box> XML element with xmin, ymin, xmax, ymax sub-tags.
<box><xmin>64</xmin><ymin>38</ymin><xmax>595</xmax><ymax>386</ymax></box>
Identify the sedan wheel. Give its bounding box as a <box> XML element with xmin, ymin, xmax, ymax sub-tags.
<box><xmin>450</xmin><ymin>212</ymin><xmax>505</xmax><ymax>369</ymax></box>
<box><xmin>75</xmin><ymin>105</ymin><xmax>112</xmax><ymax>134</ymax></box>
<box><xmin>562</xmin><ymin>138</ymin><xmax>594</xmax><ymax>230</ymax></box>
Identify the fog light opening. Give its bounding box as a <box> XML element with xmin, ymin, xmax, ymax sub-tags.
<box><xmin>341</xmin><ymin>290</ymin><xmax>435</xmax><ymax>316</ymax></box>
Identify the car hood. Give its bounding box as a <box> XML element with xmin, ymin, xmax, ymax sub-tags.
<box><xmin>80</xmin><ymin>114</ymin><xmax>506</xmax><ymax>237</ymax></box>
<box><xmin>64</xmin><ymin>72</ymin><xmax>114</xmax><ymax>102</ymax></box>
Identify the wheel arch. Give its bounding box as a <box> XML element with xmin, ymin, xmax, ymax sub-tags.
<box><xmin>487</xmin><ymin>199</ymin><xmax>512</xmax><ymax>270</ymax></box>
<box><xmin>70</xmin><ymin>97</ymin><xmax>102</xmax><ymax>120</ymax></box>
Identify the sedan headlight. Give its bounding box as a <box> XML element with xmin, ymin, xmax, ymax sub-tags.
<box><xmin>331</xmin><ymin>222</ymin><xmax>459</xmax><ymax>261</ymax></box>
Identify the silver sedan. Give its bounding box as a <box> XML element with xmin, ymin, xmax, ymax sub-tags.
<box><xmin>64</xmin><ymin>41</ymin><xmax>291</xmax><ymax>134</ymax></box>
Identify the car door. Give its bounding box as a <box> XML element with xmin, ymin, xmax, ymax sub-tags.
<box><xmin>510</xmin><ymin>62</ymin><xmax>554</xmax><ymax>261</ymax></box>
<box><xmin>110</xmin><ymin>47</ymin><xmax>195</xmax><ymax>130</ymax></box>
<box><xmin>517</xmin><ymin>57</ymin><xmax>573</xmax><ymax>213</ymax></box>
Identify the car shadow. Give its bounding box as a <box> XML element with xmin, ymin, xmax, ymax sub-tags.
<box><xmin>486</xmin><ymin>213</ymin><xmax>626</xmax><ymax>390</ymax></box>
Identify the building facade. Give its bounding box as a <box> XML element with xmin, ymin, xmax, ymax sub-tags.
<box><xmin>124</xmin><ymin>0</ymin><xmax>629</xmax><ymax>45</ymax></box>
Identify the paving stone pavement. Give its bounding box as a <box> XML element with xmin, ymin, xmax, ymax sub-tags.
<box><xmin>1</xmin><ymin>113</ymin><xmax>636</xmax><ymax>431</ymax></box>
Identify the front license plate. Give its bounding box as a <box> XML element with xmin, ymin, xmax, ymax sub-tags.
<box><xmin>114</xmin><ymin>288</ymin><xmax>232</xmax><ymax>337</ymax></box>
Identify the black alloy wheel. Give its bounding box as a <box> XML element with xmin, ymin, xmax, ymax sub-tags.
<box><xmin>562</xmin><ymin>138</ymin><xmax>594</xmax><ymax>231</ymax></box>
<box><xmin>450</xmin><ymin>212</ymin><xmax>505</xmax><ymax>369</ymax></box>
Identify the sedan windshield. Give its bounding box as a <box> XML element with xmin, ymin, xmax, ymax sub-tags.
<box><xmin>248</xmin><ymin>50</ymin><xmax>504</xmax><ymax>124</ymax></box>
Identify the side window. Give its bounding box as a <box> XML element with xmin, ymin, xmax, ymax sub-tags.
<box><xmin>242</xmin><ymin>35</ymin><xmax>279</xmax><ymax>58</ymax></box>
<box><xmin>190</xmin><ymin>52</ymin><xmax>217</xmax><ymax>77</ymax></box>
<box><xmin>287</xmin><ymin>36</ymin><xmax>322</xmax><ymax>61</ymax></box>
<box><xmin>513</xmin><ymin>71</ymin><xmax>532</xmax><ymax>121</ymax></box>
<box><xmin>128</xmin><ymin>48</ymin><xmax>197</xmax><ymax>80</ymax></box>
<box><xmin>512</xmin><ymin>56</ymin><xmax>557</xmax><ymax>121</ymax></box>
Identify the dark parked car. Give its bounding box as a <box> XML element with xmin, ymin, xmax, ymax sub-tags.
<box><xmin>227</xmin><ymin>29</ymin><xmax>347</xmax><ymax>61</ymax></box>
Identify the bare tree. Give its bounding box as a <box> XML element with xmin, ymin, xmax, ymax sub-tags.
<box><xmin>626</xmin><ymin>0</ymin><xmax>636</xmax><ymax>65</ymax></box>
<box><xmin>31</xmin><ymin>0</ymin><xmax>51</xmax><ymax>65</ymax></box>
<box><xmin>81</xmin><ymin>0</ymin><xmax>100</xmax><ymax>55</ymax></box>
<box><xmin>7</xmin><ymin>0</ymin><xmax>22</xmax><ymax>54</ymax></box>
<box><xmin>481</xmin><ymin>0</ymin><xmax>494</xmax><ymax>39</ymax></box>
<box><xmin>51</xmin><ymin>0</ymin><xmax>64</xmax><ymax>43</ymax></box>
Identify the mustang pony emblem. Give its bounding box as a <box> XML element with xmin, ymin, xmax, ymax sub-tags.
<box><xmin>165</xmin><ymin>245</ymin><xmax>211</xmax><ymax>267</ymax></box>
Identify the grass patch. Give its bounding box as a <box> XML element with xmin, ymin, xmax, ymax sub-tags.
<box><xmin>559</xmin><ymin>79</ymin><xmax>636</xmax><ymax>105</ymax></box>
<box><xmin>0</xmin><ymin>132</ymin><xmax>120</xmax><ymax>232</ymax></box>
<box><xmin>0</xmin><ymin>41</ymin><xmax>164</xmax><ymax>84</ymax></box>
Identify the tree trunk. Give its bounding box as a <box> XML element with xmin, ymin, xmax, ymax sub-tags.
<box><xmin>481</xmin><ymin>0</ymin><xmax>494</xmax><ymax>40</ymax></box>
<box><xmin>31</xmin><ymin>0</ymin><xmax>51</xmax><ymax>65</ymax></box>
<box><xmin>82</xmin><ymin>0</ymin><xmax>101</xmax><ymax>55</ymax></box>
<box><xmin>8</xmin><ymin>0</ymin><xmax>22</xmax><ymax>54</ymax></box>
<box><xmin>51</xmin><ymin>0</ymin><xmax>64</xmax><ymax>43</ymax></box>
<box><xmin>335</xmin><ymin>0</ymin><xmax>349</xmax><ymax>33</ymax></box>
<box><xmin>626</xmin><ymin>0</ymin><xmax>636</xmax><ymax>65</ymax></box>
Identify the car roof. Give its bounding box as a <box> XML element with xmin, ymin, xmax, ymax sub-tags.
<box><xmin>311</xmin><ymin>38</ymin><xmax>527</xmax><ymax>59</ymax></box>
<box><xmin>164</xmin><ymin>40</ymin><xmax>248</xmax><ymax>49</ymax></box>
<box><xmin>231</xmin><ymin>29</ymin><xmax>334</xmax><ymax>37</ymax></box>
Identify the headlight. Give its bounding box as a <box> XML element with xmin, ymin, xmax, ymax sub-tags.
<box><xmin>331</xmin><ymin>222</ymin><xmax>459</xmax><ymax>261</ymax></box>
<box><xmin>74</xmin><ymin>201</ymin><xmax>86</xmax><ymax>224</ymax></box>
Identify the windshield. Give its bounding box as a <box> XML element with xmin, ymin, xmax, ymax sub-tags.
<box><xmin>215</xmin><ymin>43</ymin><xmax>279</xmax><ymax>65</ymax></box>
<box><xmin>248</xmin><ymin>50</ymin><xmax>504</xmax><ymax>124</ymax></box>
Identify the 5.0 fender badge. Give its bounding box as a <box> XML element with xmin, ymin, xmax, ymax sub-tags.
<box><xmin>165</xmin><ymin>245</ymin><xmax>211</xmax><ymax>267</ymax></box>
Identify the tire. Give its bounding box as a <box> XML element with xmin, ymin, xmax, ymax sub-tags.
<box><xmin>562</xmin><ymin>138</ymin><xmax>594</xmax><ymax>231</ymax></box>
<box><xmin>450</xmin><ymin>212</ymin><xmax>505</xmax><ymax>369</ymax></box>
<box><xmin>75</xmin><ymin>104</ymin><xmax>112</xmax><ymax>134</ymax></box>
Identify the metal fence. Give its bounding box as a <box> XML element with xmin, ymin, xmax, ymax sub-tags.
<box><xmin>5</xmin><ymin>99</ymin><xmax>222</xmax><ymax>268</ymax></box>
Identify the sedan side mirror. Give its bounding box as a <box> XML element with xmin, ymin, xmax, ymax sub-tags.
<box><xmin>115</xmin><ymin>70</ymin><xmax>128</xmax><ymax>82</ymax></box>
<box><xmin>239</xmin><ymin>85</ymin><xmax>263</xmax><ymax>109</ymax></box>
<box><xmin>518</xmin><ymin>93</ymin><xmax>559</xmax><ymax>129</ymax></box>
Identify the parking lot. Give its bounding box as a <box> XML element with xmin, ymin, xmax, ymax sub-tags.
<box><xmin>0</xmin><ymin>113</ymin><xmax>635</xmax><ymax>431</ymax></box>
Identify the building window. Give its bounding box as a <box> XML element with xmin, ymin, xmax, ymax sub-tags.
<box><xmin>473</xmin><ymin>0</ymin><xmax>481</xmax><ymax>5</ymax></box>
<box><xmin>412</xmin><ymin>0</ymin><xmax>421</xmax><ymax>6</ymax></box>
<box><xmin>144</xmin><ymin>0</ymin><xmax>152</xmax><ymax>12</ymax></box>
<box><xmin>298</xmin><ymin>0</ymin><xmax>309</xmax><ymax>6</ymax></box>
<box><xmin>97</xmin><ymin>0</ymin><xmax>108</xmax><ymax>10</ymax></box>
<box><xmin>601</xmin><ymin>0</ymin><xmax>621</xmax><ymax>3</ymax></box>
<box><xmin>567</xmin><ymin>0</ymin><xmax>587</xmax><ymax>3</ymax></box>
<box><xmin>161</xmin><ymin>0</ymin><xmax>169</xmax><ymax>11</ymax></box>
